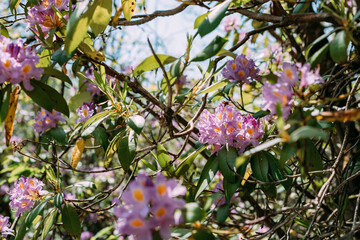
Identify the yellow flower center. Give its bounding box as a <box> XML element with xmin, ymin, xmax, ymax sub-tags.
<box><xmin>132</xmin><ymin>189</ymin><xmax>144</xmax><ymax>202</ymax></box>
<box><xmin>242</xmin><ymin>59</ymin><xmax>247</xmax><ymax>65</ymax></box>
<box><xmin>3</xmin><ymin>60</ymin><xmax>10</xmax><ymax>68</ymax></box>
<box><xmin>247</xmin><ymin>129</ymin><xmax>253</xmax><ymax>135</ymax></box>
<box><xmin>22</xmin><ymin>64</ymin><xmax>31</xmax><ymax>73</ymax></box>
<box><xmin>285</xmin><ymin>68</ymin><xmax>293</xmax><ymax>79</ymax></box>
<box><xmin>238</xmin><ymin>71</ymin><xmax>244</xmax><ymax>78</ymax></box>
<box><xmin>214</xmin><ymin>127</ymin><xmax>221</xmax><ymax>133</ymax></box>
<box><xmin>155</xmin><ymin>207</ymin><xmax>166</xmax><ymax>218</ymax></box>
<box><xmin>227</xmin><ymin>126</ymin><xmax>235</xmax><ymax>134</ymax></box>
<box><xmin>231</xmin><ymin>63</ymin><xmax>237</xmax><ymax>70</ymax></box>
<box><xmin>157</xmin><ymin>184</ymin><xmax>166</xmax><ymax>196</ymax></box>
<box><xmin>130</xmin><ymin>218</ymin><xmax>144</xmax><ymax>228</ymax></box>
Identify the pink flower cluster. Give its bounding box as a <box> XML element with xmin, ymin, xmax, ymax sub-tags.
<box><xmin>261</xmin><ymin>62</ymin><xmax>323</xmax><ymax>119</ymax></box>
<box><xmin>221</xmin><ymin>16</ymin><xmax>240</xmax><ymax>32</ymax></box>
<box><xmin>0</xmin><ymin>215</ymin><xmax>13</xmax><ymax>237</ymax></box>
<box><xmin>27</xmin><ymin>0</ymin><xmax>69</xmax><ymax>35</ymax></box>
<box><xmin>221</xmin><ymin>54</ymin><xmax>260</xmax><ymax>84</ymax></box>
<box><xmin>8</xmin><ymin>176</ymin><xmax>47</xmax><ymax>217</ymax></box>
<box><xmin>113</xmin><ymin>173</ymin><xmax>186</xmax><ymax>240</ymax></box>
<box><xmin>197</xmin><ymin>103</ymin><xmax>264</xmax><ymax>153</ymax></box>
<box><xmin>34</xmin><ymin>108</ymin><xmax>65</xmax><ymax>134</ymax></box>
<box><xmin>76</xmin><ymin>102</ymin><xmax>100</xmax><ymax>124</ymax></box>
<box><xmin>0</xmin><ymin>37</ymin><xmax>43</xmax><ymax>91</ymax></box>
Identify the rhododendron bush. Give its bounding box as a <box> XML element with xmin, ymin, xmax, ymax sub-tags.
<box><xmin>1</xmin><ymin>0</ymin><xmax>360</xmax><ymax>239</ymax></box>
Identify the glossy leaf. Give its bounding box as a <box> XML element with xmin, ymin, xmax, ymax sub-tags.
<box><xmin>218</xmin><ymin>146</ymin><xmax>238</xmax><ymax>183</ymax></box>
<box><xmin>53</xmin><ymin>193</ymin><xmax>63</xmax><ymax>210</ymax></box>
<box><xmin>191</xmin><ymin>36</ymin><xmax>227</xmax><ymax>62</ymax></box>
<box><xmin>289</xmin><ymin>126</ymin><xmax>328</xmax><ymax>143</ymax></box>
<box><xmin>175</xmin><ymin>145</ymin><xmax>207</xmax><ymax>177</ymax></box>
<box><xmin>22</xmin><ymin>80</ymin><xmax>70</xmax><ymax>117</ymax></box>
<box><xmin>156</xmin><ymin>144</ymin><xmax>172</xmax><ymax>168</ymax></box>
<box><xmin>126</xmin><ymin>115</ymin><xmax>145</xmax><ymax>134</ymax></box>
<box><xmin>330</xmin><ymin>30</ymin><xmax>350</xmax><ymax>64</ymax></box>
<box><xmin>117</xmin><ymin>131</ymin><xmax>137</xmax><ymax>171</ymax></box>
<box><xmin>14</xmin><ymin>214</ymin><xmax>28</xmax><ymax>240</ymax></box>
<box><xmin>198</xmin><ymin>0</ymin><xmax>232</xmax><ymax>37</ymax></box>
<box><xmin>25</xmin><ymin>199</ymin><xmax>50</xmax><ymax>227</ymax></box>
<box><xmin>0</xmin><ymin>21</ymin><xmax>9</xmax><ymax>37</ymax></box>
<box><xmin>194</xmin><ymin>154</ymin><xmax>218</xmax><ymax>200</ymax></box>
<box><xmin>308</xmin><ymin>43</ymin><xmax>330</xmax><ymax>68</ymax></box>
<box><xmin>62</xmin><ymin>204</ymin><xmax>82</xmax><ymax>237</ymax></box>
<box><xmin>92</xmin><ymin>126</ymin><xmax>109</xmax><ymax>150</ymax></box>
<box><xmin>0</xmin><ymin>84</ymin><xmax>11</xmax><ymax>122</ymax></box>
<box><xmin>104</xmin><ymin>131</ymin><xmax>125</xmax><ymax>168</ymax></box>
<box><xmin>82</xmin><ymin>110</ymin><xmax>114</xmax><ymax>137</ymax></box>
<box><xmin>250</xmin><ymin>151</ymin><xmax>269</xmax><ymax>182</ymax></box>
<box><xmin>216</xmin><ymin>204</ymin><xmax>230</xmax><ymax>223</ymax></box>
<box><xmin>184</xmin><ymin>203</ymin><xmax>205</xmax><ymax>223</ymax></box>
<box><xmin>41</xmin><ymin>209</ymin><xmax>57</xmax><ymax>240</ymax></box>
<box><xmin>133</xmin><ymin>54</ymin><xmax>177</xmax><ymax>76</ymax></box>
<box><xmin>199</xmin><ymin>80</ymin><xmax>228</xmax><ymax>94</ymax></box>
<box><xmin>43</xmin><ymin>67</ymin><xmax>72</xmax><ymax>85</ymax></box>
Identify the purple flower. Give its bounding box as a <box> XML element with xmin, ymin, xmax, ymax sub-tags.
<box><xmin>277</xmin><ymin>62</ymin><xmax>298</xmax><ymax>87</ymax></box>
<box><xmin>0</xmin><ymin>215</ymin><xmax>14</xmax><ymax>237</ymax></box>
<box><xmin>176</xmin><ymin>75</ymin><xmax>189</xmax><ymax>91</ymax></box>
<box><xmin>34</xmin><ymin>109</ymin><xmax>65</xmax><ymax>134</ymax></box>
<box><xmin>8</xmin><ymin>176</ymin><xmax>47</xmax><ymax>217</ymax></box>
<box><xmin>121</xmin><ymin>65</ymin><xmax>134</xmax><ymax>75</ymax></box>
<box><xmin>113</xmin><ymin>173</ymin><xmax>186</xmax><ymax>240</ymax></box>
<box><xmin>0</xmin><ymin>37</ymin><xmax>43</xmax><ymax>90</ymax></box>
<box><xmin>256</xmin><ymin>224</ymin><xmax>270</xmax><ymax>234</ymax></box>
<box><xmin>27</xmin><ymin>0</ymin><xmax>69</xmax><ymax>35</ymax></box>
<box><xmin>221</xmin><ymin>54</ymin><xmax>259</xmax><ymax>84</ymax></box>
<box><xmin>80</xmin><ymin>231</ymin><xmax>93</xmax><ymax>240</ymax></box>
<box><xmin>261</xmin><ymin>79</ymin><xmax>294</xmax><ymax>120</ymax></box>
<box><xmin>76</xmin><ymin>102</ymin><xmax>95</xmax><ymax>124</ymax></box>
<box><xmin>221</xmin><ymin>16</ymin><xmax>239</xmax><ymax>32</ymax></box>
<box><xmin>297</xmin><ymin>63</ymin><xmax>323</xmax><ymax>88</ymax></box>
<box><xmin>197</xmin><ymin>103</ymin><xmax>265</xmax><ymax>153</ymax></box>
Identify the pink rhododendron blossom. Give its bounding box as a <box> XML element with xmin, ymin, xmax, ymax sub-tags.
<box><xmin>34</xmin><ymin>109</ymin><xmax>65</xmax><ymax>134</ymax></box>
<box><xmin>113</xmin><ymin>173</ymin><xmax>186</xmax><ymax>240</ymax></box>
<box><xmin>197</xmin><ymin>103</ymin><xmax>264</xmax><ymax>153</ymax></box>
<box><xmin>0</xmin><ymin>215</ymin><xmax>13</xmax><ymax>237</ymax></box>
<box><xmin>0</xmin><ymin>37</ymin><xmax>43</xmax><ymax>90</ymax></box>
<box><xmin>8</xmin><ymin>176</ymin><xmax>47</xmax><ymax>217</ymax></box>
<box><xmin>221</xmin><ymin>54</ymin><xmax>260</xmax><ymax>84</ymax></box>
<box><xmin>221</xmin><ymin>16</ymin><xmax>239</xmax><ymax>32</ymax></box>
<box><xmin>297</xmin><ymin>63</ymin><xmax>323</xmax><ymax>88</ymax></box>
<box><xmin>27</xmin><ymin>0</ymin><xmax>69</xmax><ymax>35</ymax></box>
<box><xmin>76</xmin><ymin>102</ymin><xmax>95</xmax><ymax>124</ymax></box>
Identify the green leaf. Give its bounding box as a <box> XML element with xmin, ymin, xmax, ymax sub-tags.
<box><xmin>15</xmin><ymin>214</ymin><xmax>28</xmax><ymax>240</ymax></box>
<box><xmin>253</xmin><ymin>110</ymin><xmax>270</xmax><ymax>119</ymax></box>
<box><xmin>133</xmin><ymin>54</ymin><xmax>177</xmax><ymax>76</ymax></box>
<box><xmin>43</xmin><ymin>67</ymin><xmax>72</xmax><ymax>85</ymax></box>
<box><xmin>289</xmin><ymin>126</ymin><xmax>328</xmax><ymax>143</ymax></box>
<box><xmin>92</xmin><ymin>126</ymin><xmax>109</xmax><ymax>150</ymax></box>
<box><xmin>170</xmin><ymin>58</ymin><xmax>182</xmax><ymax>78</ymax></box>
<box><xmin>184</xmin><ymin>203</ymin><xmax>205</xmax><ymax>223</ymax></box>
<box><xmin>54</xmin><ymin>193</ymin><xmax>63</xmax><ymax>210</ymax></box>
<box><xmin>301</xmin><ymin>139</ymin><xmax>324</xmax><ymax>173</ymax></box>
<box><xmin>223</xmin><ymin>163</ymin><xmax>246</xmax><ymax>203</ymax></box>
<box><xmin>199</xmin><ymin>80</ymin><xmax>229</xmax><ymax>94</ymax></box>
<box><xmin>216</xmin><ymin>204</ymin><xmax>230</xmax><ymax>223</ymax></box>
<box><xmin>198</xmin><ymin>0</ymin><xmax>232</xmax><ymax>37</ymax></box>
<box><xmin>308</xmin><ymin>43</ymin><xmax>330</xmax><ymax>68</ymax></box>
<box><xmin>330</xmin><ymin>30</ymin><xmax>350</xmax><ymax>64</ymax></box>
<box><xmin>156</xmin><ymin>144</ymin><xmax>172</xmax><ymax>168</ymax></box>
<box><xmin>104</xmin><ymin>131</ymin><xmax>125</xmax><ymax>168</ymax></box>
<box><xmin>25</xmin><ymin>199</ymin><xmax>50</xmax><ymax>227</ymax></box>
<box><xmin>52</xmin><ymin>48</ymin><xmax>73</xmax><ymax>65</ymax></box>
<box><xmin>45</xmin><ymin>165</ymin><xmax>57</xmax><ymax>183</ymax></box>
<box><xmin>194</xmin><ymin>154</ymin><xmax>218</xmax><ymax>200</ymax></box>
<box><xmin>65</xmin><ymin>0</ymin><xmax>91</xmax><ymax>55</ymax></box>
<box><xmin>250</xmin><ymin>151</ymin><xmax>269</xmax><ymax>182</ymax></box>
<box><xmin>41</xmin><ymin>209</ymin><xmax>57</xmax><ymax>240</ymax></box>
<box><xmin>265</xmin><ymin>151</ymin><xmax>292</xmax><ymax>190</ymax></box>
<box><xmin>279</xmin><ymin>143</ymin><xmax>296</xmax><ymax>166</ymax></box>
<box><xmin>82</xmin><ymin>110</ymin><xmax>114</xmax><ymax>137</ymax></box>
<box><xmin>117</xmin><ymin>131</ymin><xmax>137</xmax><ymax>171</ymax></box>
<box><xmin>218</xmin><ymin>146</ymin><xmax>238</xmax><ymax>183</ymax></box>
<box><xmin>194</xmin><ymin>12</ymin><xmax>209</xmax><ymax>29</ymax></box>
<box><xmin>9</xmin><ymin>0</ymin><xmax>21</xmax><ymax>14</ymax></box>
<box><xmin>0</xmin><ymin>22</ymin><xmax>9</xmax><ymax>37</ymax></box>
<box><xmin>36</xmin><ymin>49</ymin><xmax>51</xmax><ymax>68</ymax></box>
<box><xmin>304</xmin><ymin>28</ymin><xmax>337</xmax><ymax>59</ymax></box>
<box><xmin>126</xmin><ymin>115</ymin><xmax>145</xmax><ymax>134</ymax></box>
<box><xmin>22</xmin><ymin>80</ymin><xmax>70</xmax><ymax>117</ymax></box>
<box><xmin>62</xmin><ymin>204</ymin><xmax>81</xmax><ymax>237</ymax></box>
<box><xmin>175</xmin><ymin>145</ymin><xmax>207</xmax><ymax>177</ymax></box>
<box><xmin>69</xmin><ymin>91</ymin><xmax>92</xmax><ymax>113</ymax></box>
<box><xmin>192</xmin><ymin>230</ymin><xmax>215</xmax><ymax>240</ymax></box>
<box><xmin>191</xmin><ymin>36</ymin><xmax>227</xmax><ymax>62</ymax></box>
<box><xmin>0</xmin><ymin>84</ymin><xmax>11</xmax><ymax>122</ymax></box>
<box><xmin>49</xmin><ymin>127</ymin><xmax>67</xmax><ymax>145</ymax></box>
<box><xmin>89</xmin><ymin>0</ymin><xmax>112</xmax><ymax>36</ymax></box>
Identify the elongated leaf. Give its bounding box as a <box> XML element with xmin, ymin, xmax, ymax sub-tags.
<box><xmin>82</xmin><ymin>110</ymin><xmax>114</xmax><ymax>137</ymax></box>
<box><xmin>69</xmin><ymin>91</ymin><xmax>92</xmax><ymax>113</ymax></box>
<box><xmin>133</xmin><ymin>54</ymin><xmax>177</xmax><ymax>76</ymax></box>
<box><xmin>194</xmin><ymin>154</ymin><xmax>218</xmax><ymax>199</ymax></box>
<box><xmin>175</xmin><ymin>145</ymin><xmax>207</xmax><ymax>177</ymax></box>
<box><xmin>198</xmin><ymin>0</ymin><xmax>232</xmax><ymax>37</ymax></box>
<box><xmin>216</xmin><ymin>204</ymin><xmax>230</xmax><ymax>223</ymax></box>
<box><xmin>43</xmin><ymin>67</ymin><xmax>72</xmax><ymax>85</ymax></box>
<box><xmin>250</xmin><ymin>151</ymin><xmax>269</xmax><ymax>182</ymax></box>
<box><xmin>218</xmin><ymin>146</ymin><xmax>238</xmax><ymax>183</ymax></box>
<box><xmin>4</xmin><ymin>85</ymin><xmax>20</xmax><ymax>146</ymax></box>
<box><xmin>25</xmin><ymin>199</ymin><xmax>50</xmax><ymax>227</ymax></box>
<box><xmin>289</xmin><ymin>126</ymin><xmax>328</xmax><ymax>143</ymax></box>
<box><xmin>9</xmin><ymin>0</ymin><xmax>21</xmax><ymax>14</ymax></box>
<box><xmin>0</xmin><ymin>84</ymin><xmax>11</xmax><ymax>122</ymax></box>
<box><xmin>199</xmin><ymin>80</ymin><xmax>228</xmax><ymax>94</ymax></box>
<box><xmin>194</xmin><ymin>12</ymin><xmax>209</xmax><ymax>29</ymax></box>
<box><xmin>304</xmin><ymin>28</ymin><xmax>337</xmax><ymax>59</ymax></box>
<box><xmin>92</xmin><ymin>126</ymin><xmax>109</xmax><ymax>150</ymax></box>
<box><xmin>15</xmin><ymin>214</ymin><xmax>28</xmax><ymax>240</ymax></box>
<box><xmin>117</xmin><ymin>131</ymin><xmax>137</xmax><ymax>171</ymax></box>
<box><xmin>104</xmin><ymin>131</ymin><xmax>125</xmax><ymax>168</ymax></box>
<box><xmin>0</xmin><ymin>22</ymin><xmax>9</xmax><ymax>37</ymax></box>
<box><xmin>126</xmin><ymin>115</ymin><xmax>145</xmax><ymax>134</ymax></box>
<box><xmin>62</xmin><ymin>204</ymin><xmax>81</xmax><ymax>237</ymax></box>
<box><xmin>191</xmin><ymin>36</ymin><xmax>227</xmax><ymax>62</ymax></box>
<box><xmin>308</xmin><ymin>43</ymin><xmax>330</xmax><ymax>68</ymax></box>
<box><xmin>71</xmin><ymin>138</ymin><xmax>85</xmax><ymax>173</ymax></box>
<box><xmin>89</xmin><ymin>0</ymin><xmax>112</xmax><ymax>36</ymax></box>
<box><xmin>330</xmin><ymin>30</ymin><xmax>350</xmax><ymax>64</ymax></box>
<box><xmin>22</xmin><ymin>80</ymin><xmax>69</xmax><ymax>117</ymax></box>
<box><xmin>41</xmin><ymin>209</ymin><xmax>57</xmax><ymax>240</ymax></box>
